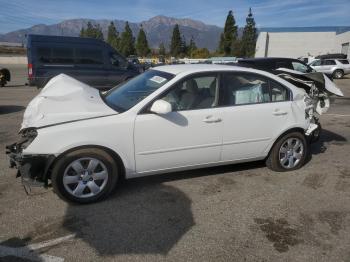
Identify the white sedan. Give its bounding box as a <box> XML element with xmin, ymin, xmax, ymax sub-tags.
<box><xmin>7</xmin><ymin>64</ymin><xmax>343</xmax><ymax>203</ymax></box>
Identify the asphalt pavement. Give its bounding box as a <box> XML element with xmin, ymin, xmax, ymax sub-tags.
<box><xmin>0</xmin><ymin>65</ymin><xmax>350</xmax><ymax>262</ymax></box>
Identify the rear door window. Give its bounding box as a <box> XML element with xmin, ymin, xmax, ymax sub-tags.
<box><xmin>51</xmin><ymin>47</ymin><xmax>74</xmax><ymax>64</ymax></box>
<box><xmin>222</xmin><ymin>72</ymin><xmax>290</xmax><ymax>106</ymax></box>
<box><xmin>76</xmin><ymin>48</ymin><xmax>104</xmax><ymax>64</ymax></box>
<box><xmin>323</xmin><ymin>60</ymin><xmax>336</xmax><ymax>66</ymax></box>
<box><xmin>222</xmin><ymin>73</ymin><xmax>271</xmax><ymax>105</ymax></box>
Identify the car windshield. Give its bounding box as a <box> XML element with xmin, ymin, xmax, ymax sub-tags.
<box><xmin>103</xmin><ymin>70</ymin><xmax>174</xmax><ymax>112</ymax></box>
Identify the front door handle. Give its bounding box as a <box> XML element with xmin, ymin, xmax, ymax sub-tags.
<box><xmin>203</xmin><ymin>116</ymin><xmax>222</xmax><ymax>123</ymax></box>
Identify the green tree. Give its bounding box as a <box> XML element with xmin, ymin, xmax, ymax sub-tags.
<box><xmin>240</xmin><ymin>8</ymin><xmax>257</xmax><ymax>57</ymax></box>
<box><xmin>136</xmin><ymin>25</ymin><xmax>150</xmax><ymax>57</ymax></box>
<box><xmin>94</xmin><ymin>24</ymin><xmax>104</xmax><ymax>40</ymax></box>
<box><xmin>187</xmin><ymin>36</ymin><xmax>197</xmax><ymax>58</ymax></box>
<box><xmin>80</xmin><ymin>22</ymin><xmax>104</xmax><ymax>40</ymax></box>
<box><xmin>79</xmin><ymin>27</ymin><xmax>86</xmax><ymax>37</ymax></box>
<box><xmin>120</xmin><ymin>21</ymin><xmax>136</xmax><ymax>57</ymax></box>
<box><xmin>192</xmin><ymin>48</ymin><xmax>210</xmax><ymax>58</ymax></box>
<box><xmin>107</xmin><ymin>21</ymin><xmax>120</xmax><ymax>51</ymax></box>
<box><xmin>159</xmin><ymin>42</ymin><xmax>166</xmax><ymax>56</ymax></box>
<box><xmin>218</xmin><ymin>10</ymin><xmax>238</xmax><ymax>56</ymax></box>
<box><xmin>170</xmin><ymin>24</ymin><xmax>182</xmax><ymax>57</ymax></box>
<box><xmin>180</xmin><ymin>34</ymin><xmax>187</xmax><ymax>57</ymax></box>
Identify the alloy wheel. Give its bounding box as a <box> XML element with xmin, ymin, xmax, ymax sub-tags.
<box><xmin>278</xmin><ymin>137</ymin><xmax>304</xmax><ymax>169</ymax></box>
<box><xmin>63</xmin><ymin>157</ymin><xmax>109</xmax><ymax>198</ymax></box>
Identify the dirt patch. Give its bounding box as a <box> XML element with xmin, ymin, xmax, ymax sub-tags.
<box><xmin>201</xmin><ymin>176</ymin><xmax>236</xmax><ymax>195</ymax></box>
<box><xmin>318</xmin><ymin>211</ymin><xmax>347</xmax><ymax>235</ymax></box>
<box><xmin>254</xmin><ymin>218</ymin><xmax>303</xmax><ymax>252</ymax></box>
<box><xmin>335</xmin><ymin>180</ymin><xmax>350</xmax><ymax>192</ymax></box>
<box><xmin>302</xmin><ymin>173</ymin><xmax>327</xmax><ymax>190</ymax></box>
<box><xmin>338</xmin><ymin>167</ymin><xmax>350</xmax><ymax>179</ymax></box>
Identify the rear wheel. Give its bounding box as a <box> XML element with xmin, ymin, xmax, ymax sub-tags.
<box><xmin>266</xmin><ymin>132</ymin><xmax>308</xmax><ymax>172</ymax></box>
<box><xmin>51</xmin><ymin>148</ymin><xmax>119</xmax><ymax>204</ymax></box>
<box><xmin>333</xmin><ymin>69</ymin><xmax>344</xmax><ymax>79</ymax></box>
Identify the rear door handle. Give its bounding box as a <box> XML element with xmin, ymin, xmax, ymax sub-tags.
<box><xmin>273</xmin><ymin>109</ymin><xmax>288</xmax><ymax>116</ymax></box>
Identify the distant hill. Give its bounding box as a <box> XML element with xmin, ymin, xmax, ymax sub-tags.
<box><xmin>0</xmin><ymin>16</ymin><xmax>349</xmax><ymax>51</ymax></box>
<box><xmin>0</xmin><ymin>16</ymin><xmax>223</xmax><ymax>51</ymax></box>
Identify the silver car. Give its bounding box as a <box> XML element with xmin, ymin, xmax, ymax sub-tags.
<box><xmin>309</xmin><ymin>59</ymin><xmax>350</xmax><ymax>79</ymax></box>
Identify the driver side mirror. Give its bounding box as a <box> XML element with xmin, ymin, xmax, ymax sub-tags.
<box><xmin>150</xmin><ymin>100</ymin><xmax>172</xmax><ymax>114</ymax></box>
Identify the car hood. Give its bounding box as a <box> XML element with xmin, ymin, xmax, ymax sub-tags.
<box><xmin>21</xmin><ymin>74</ymin><xmax>117</xmax><ymax>130</ymax></box>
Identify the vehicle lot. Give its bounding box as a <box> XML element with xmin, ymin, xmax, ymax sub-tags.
<box><xmin>0</xmin><ymin>65</ymin><xmax>350</xmax><ymax>262</ymax></box>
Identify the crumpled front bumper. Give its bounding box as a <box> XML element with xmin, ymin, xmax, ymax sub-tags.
<box><xmin>6</xmin><ymin>142</ymin><xmax>55</xmax><ymax>187</ymax></box>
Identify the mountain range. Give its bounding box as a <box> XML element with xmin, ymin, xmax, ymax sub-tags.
<box><xmin>0</xmin><ymin>15</ymin><xmax>349</xmax><ymax>51</ymax></box>
<box><xmin>0</xmin><ymin>16</ymin><xmax>224</xmax><ymax>51</ymax></box>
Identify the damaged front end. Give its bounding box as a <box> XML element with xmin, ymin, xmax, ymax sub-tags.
<box><xmin>276</xmin><ymin>69</ymin><xmax>344</xmax><ymax>142</ymax></box>
<box><xmin>6</xmin><ymin>128</ymin><xmax>54</xmax><ymax>188</ymax></box>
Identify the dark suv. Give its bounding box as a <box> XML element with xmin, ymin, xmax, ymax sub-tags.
<box><xmin>27</xmin><ymin>34</ymin><xmax>139</xmax><ymax>89</ymax></box>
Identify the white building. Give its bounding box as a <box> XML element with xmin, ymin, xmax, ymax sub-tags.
<box><xmin>255</xmin><ymin>31</ymin><xmax>350</xmax><ymax>58</ymax></box>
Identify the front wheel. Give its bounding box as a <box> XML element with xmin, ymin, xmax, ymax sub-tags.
<box><xmin>51</xmin><ymin>148</ymin><xmax>119</xmax><ymax>204</ymax></box>
<box><xmin>333</xmin><ymin>69</ymin><xmax>344</xmax><ymax>79</ymax></box>
<box><xmin>266</xmin><ymin>132</ymin><xmax>308</xmax><ymax>172</ymax></box>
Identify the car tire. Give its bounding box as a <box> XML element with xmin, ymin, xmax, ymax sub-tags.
<box><xmin>266</xmin><ymin>132</ymin><xmax>308</xmax><ymax>172</ymax></box>
<box><xmin>51</xmin><ymin>148</ymin><xmax>119</xmax><ymax>204</ymax></box>
<box><xmin>333</xmin><ymin>69</ymin><xmax>344</xmax><ymax>79</ymax></box>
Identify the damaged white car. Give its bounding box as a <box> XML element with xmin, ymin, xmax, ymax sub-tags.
<box><xmin>7</xmin><ymin>64</ymin><xmax>343</xmax><ymax>203</ymax></box>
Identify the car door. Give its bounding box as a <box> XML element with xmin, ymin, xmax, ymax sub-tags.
<box><xmin>320</xmin><ymin>60</ymin><xmax>336</xmax><ymax>74</ymax></box>
<box><xmin>220</xmin><ymin>72</ymin><xmax>293</xmax><ymax>161</ymax></box>
<box><xmin>134</xmin><ymin>73</ymin><xmax>224</xmax><ymax>173</ymax></box>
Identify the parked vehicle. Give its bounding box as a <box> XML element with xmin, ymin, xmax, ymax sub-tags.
<box><xmin>309</xmin><ymin>59</ymin><xmax>350</xmax><ymax>79</ymax></box>
<box><xmin>27</xmin><ymin>34</ymin><xmax>139</xmax><ymax>89</ymax></box>
<box><xmin>0</xmin><ymin>67</ymin><xmax>11</xmax><ymax>87</ymax></box>
<box><xmin>315</xmin><ymin>53</ymin><xmax>347</xmax><ymax>60</ymax></box>
<box><xmin>237</xmin><ymin>57</ymin><xmax>315</xmax><ymax>74</ymax></box>
<box><xmin>127</xmin><ymin>55</ymin><xmax>147</xmax><ymax>72</ymax></box>
<box><xmin>7</xmin><ymin>64</ymin><xmax>343</xmax><ymax>203</ymax></box>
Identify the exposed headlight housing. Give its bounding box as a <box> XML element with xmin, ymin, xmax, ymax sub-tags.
<box><xmin>19</xmin><ymin>128</ymin><xmax>38</xmax><ymax>149</ymax></box>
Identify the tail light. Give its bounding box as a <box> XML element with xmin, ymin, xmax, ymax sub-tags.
<box><xmin>28</xmin><ymin>63</ymin><xmax>33</xmax><ymax>78</ymax></box>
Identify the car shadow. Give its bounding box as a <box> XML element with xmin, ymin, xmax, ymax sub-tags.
<box><xmin>0</xmin><ymin>105</ymin><xmax>25</xmax><ymax>115</ymax></box>
<box><xmin>63</xmin><ymin>182</ymin><xmax>193</xmax><ymax>256</ymax></box>
<box><xmin>62</xmin><ymin>161</ymin><xmax>264</xmax><ymax>256</ymax></box>
<box><xmin>310</xmin><ymin>128</ymin><xmax>347</xmax><ymax>155</ymax></box>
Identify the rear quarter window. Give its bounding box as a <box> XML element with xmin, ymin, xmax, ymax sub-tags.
<box><xmin>338</xmin><ymin>59</ymin><xmax>349</xmax><ymax>64</ymax></box>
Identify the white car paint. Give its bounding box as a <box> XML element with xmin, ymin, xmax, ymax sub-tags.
<box><xmin>22</xmin><ymin>74</ymin><xmax>117</xmax><ymax>129</ymax></box>
<box><xmin>21</xmin><ymin>64</ymin><xmax>342</xmax><ymax>179</ymax></box>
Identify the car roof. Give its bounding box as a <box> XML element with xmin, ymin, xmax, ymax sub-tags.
<box><xmin>151</xmin><ymin>64</ymin><xmax>256</xmax><ymax>75</ymax></box>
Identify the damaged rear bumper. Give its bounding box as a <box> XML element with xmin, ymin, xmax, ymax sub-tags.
<box><xmin>305</xmin><ymin>121</ymin><xmax>322</xmax><ymax>143</ymax></box>
<box><xmin>6</xmin><ymin>142</ymin><xmax>55</xmax><ymax>187</ymax></box>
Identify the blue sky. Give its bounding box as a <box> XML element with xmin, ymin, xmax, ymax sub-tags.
<box><xmin>0</xmin><ymin>0</ymin><xmax>349</xmax><ymax>33</ymax></box>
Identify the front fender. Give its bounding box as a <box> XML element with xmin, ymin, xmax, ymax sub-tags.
<box><xmin>23</xmin><ymin>115</ymin><xmax>135</xmax><ymax>176</ymax></box>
